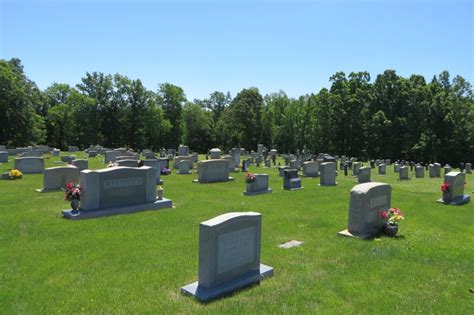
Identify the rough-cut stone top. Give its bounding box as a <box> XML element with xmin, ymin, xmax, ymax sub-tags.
<box><xmin>210</xmin><ymin>148</ymin><xmax>222</xmax><ymax>153</ymax></box>
<box><xmin>351</xmin><ymin>182</ymin><xmax>389</xmax><ymax>195</ymax></box>
<box><xmin>201</xmin><ymin>212</ymin><xmax>260</xmax><ymax>227</ymax></box>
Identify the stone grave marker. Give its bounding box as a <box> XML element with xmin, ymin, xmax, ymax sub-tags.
<box><xmin>358</xmin><ymin>166</ymin><xmax>371</xmax><ymax>183</ymax></box>
<box><xmin>378</xmin><ymin>163</ymin><xmax>386</xmax><ymax>175</ymax></box>
<box><xmin>62</xmin><ymin>166</ymin><xmax>172</xmax><ymax>219</ymax></box>
<box><xmin>36</xmin><ymin>165</ymin><xmax>79</xmax><ymax>192</ymax></box>
<box><xmin>143</xmin><ymin>159</ymin><xmax>164</xmax><ymax>184</ymax></box>
<box><xmin>399</xmin><ymin>166</ymin><xmax>410</xmax><ymax>180</ymax></box>
<box><xmin>181</xmin><ymin>212</ymin><xmax>273</xmax><ymax>302</ymax></box>
<box><xmin>116</xmin><ymin>159</ymin><xmax>139</xmax><ymax>167</ymax></box>
<box><xmin>320</xmin><ymin>162</ymin><xmax>337</xmax><ymax>186</ymax></box>
<box><xmin>0</xmin><ymin>151</ymin><xmax>8</xmax><ymax>163</ymax></box>
<box><xmin>194</xmin><ymin>160</ymin><xmax>234</xmax><ymax>183</ymax></box>
<box><xmin>244</xmin><ymin>174</ymin><xmax>272</xmax><ymax>195</ymax></box>
<box><xmin>283</xmin><ymin>169</ymin><xmax>303</xmax><ymax>190</ymax></box>
<box><xmin>13</xmin><ymin>157</ymin><xmax>44</xmax><ymax>174</ymax></box>
<box><xmin>437</xmin><ymin>171</ymin><xmax>470</xmax><ymax>205</ymax></box>
<box><xmin>415</xmin><ymin>166</ymin><xmax>424</xmax><ymax>178</ymax></box>
<box><xmin>302</xmin><ymin>161</ymin><xmax>319</xmax><ymax>178</ymax></box>
<box><xmin>71</xmin><ymin>159</ymin><xmax>89</xmax><ymax>171</ymax></box>
<box><xmin>177</xmin><ymin>159</ymin><xmax>192</xmax><ymax>175</ymax></box>
<box><xmin>209</xmin><ymin>148</ymin><xmax>222</xmax><ymax>159</ymax></box>
<box><xmin>339</xmin><ymin>182</ymin><xmax>391</xmax><ymax>239</ymax></box>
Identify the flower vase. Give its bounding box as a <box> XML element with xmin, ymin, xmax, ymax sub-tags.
<box><xmin>157</xmin><ymin>189</ymin><xmax>163</xmax><ymax>200</ymax></box>
<box><xmin>71</xmin><ymin>199</ymin><xmax>80</xmax><ymax>214</ymax></box>
<box><xmin>383</xmin><ymin>224</ymin><xmax>398</xmax><ymax>237</ymax></box>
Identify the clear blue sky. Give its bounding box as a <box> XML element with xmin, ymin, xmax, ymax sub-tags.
<box><xmin>1</xmin><ymin>0</ymin><xmax>472</xmax><ymax>100</ymax></box>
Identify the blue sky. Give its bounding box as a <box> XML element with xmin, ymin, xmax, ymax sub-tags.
<box><xmin>1</xmin><ymin>0</ymin><xmax>472</xmax><ymax>100</ymax></box>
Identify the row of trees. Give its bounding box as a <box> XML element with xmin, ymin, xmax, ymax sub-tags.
<box><xmin>1</xmin><ymin>58</ymin><xmax>473</xmax><ymax>164</ymax></box>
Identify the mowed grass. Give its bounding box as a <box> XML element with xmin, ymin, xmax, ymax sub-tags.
<box><xmin>1</xmin><ymin>154</ymin><xmax>473</xmax><ymax>314</ymax></box>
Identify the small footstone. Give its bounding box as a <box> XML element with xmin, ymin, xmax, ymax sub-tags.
<box><xmin>278</xmin><ymin>240</ymin><xmax>304</xmax><ymax>249</ymax></box>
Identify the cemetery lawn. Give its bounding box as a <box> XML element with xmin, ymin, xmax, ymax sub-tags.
<box><xmin>1</xmin><ymin>154</ymin><xmax>473</xmax><ymax>314</ymax></box>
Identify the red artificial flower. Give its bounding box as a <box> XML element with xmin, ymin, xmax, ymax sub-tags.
<box><xmin>380</xmin><ymin>211</ymin><xmax>389</xmax><ymax>219</ymax></box>
<box><xmin>441</xmin><ymin>183</ymin><xmax>449</xmax><ymax>192</ymax></box>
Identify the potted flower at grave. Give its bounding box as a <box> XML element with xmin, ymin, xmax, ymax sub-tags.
<box><xmin>9</xmin><ymin>169</ymin><xmax>23</xmax><ymax>180</ymax></box>
<box><xmin>245</xmin><ymin>172</ymin><xmax>257</xmax><ymax>190</ymax></box>
<box><xmin>161</xmin><ymin>167</ymin><xmax>171</xmax><ymax>176</ymax></box>
<box><xmin>379</xmin><ymin>207</ymin><xmax>405</xmax><ymax>237</ymax></box>
<box><xmin>441</xmin><ymin>182</ymin><xmax>450</xmax><ymax>201</ymax></box>
<box><xmin>64</xmin><ymin>181</ymin><xmax>81</xmax><ymax>214</ymax></box>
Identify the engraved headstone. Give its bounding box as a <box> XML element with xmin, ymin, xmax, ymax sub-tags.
<box><xmin>193</xmin><ymin>160</ymin><xmax>234</xmax><ymax>183</ymax></box>
<box><xmin>302</xmin><ymin>161</ymin><xmax>319</xmax><ymax>177</ymax></box>
<box><xmin>358</xmin><ymin>166</ymin><xmax>371</xmax><ymax>183</ymax></box>
<box><xmin>244</xmin><ymin>174</ymin><xmax>272</xmax><ymax>195</ymax></box>
<box><xmin>61</xmin><ymin>166</ymin><xmax>172</xmax><ymax>219</ymax></box>
<box><xmin>378</xmin><ymin>163</ymin><xmax>386</xmax><ymax>175</ymax></box>
<box><xmin>181</xmin><ymin>212</ymin><xmax>274</xmax><ymax>301</ymax></box>
<box><xmin>177</xmin><ymin>159</ymin><xmax>192</xmax><ymax>175</ymax></box>
<box><xmin>320</xmin><ymin>162</ymin><xmax>337</xmax><ymax>186</ymax></box>
<box><xmin>13</xmin><ymin>157</ymin><xmax>44</xmax><ymax>174</ymax></box>
<box><xmin>339</xmin><ymin>182</ymin><xmax>391</xmax><ymax>239</ymax></box>
<box><xmin>437</xmin><ymin>172</ymin><xmax>470</xmax><ymax>205</ymax></box>
<box><xmin>36</xmin><ymin>165</ymin><xmax>79</xmax><ymax>192</ymax></box>
<box><xmin>283</xmin><ymin>169</ymin><xmax>303</xmax><ymax>190</ymax></box>
<box><xmin>415</xmin><ymin>166</ymin><xmax>424</xmax><ymax>178</ymax></box>
<box><xmin>399</xmin><ymin>166</ymin><xmax>410</xmax><ymax>180</ymax></box>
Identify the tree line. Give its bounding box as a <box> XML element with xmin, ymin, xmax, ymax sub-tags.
<box><xmin>1</xmin><ymin>58</ymin><xmax>473</xmax><ymax>165</ymax></box>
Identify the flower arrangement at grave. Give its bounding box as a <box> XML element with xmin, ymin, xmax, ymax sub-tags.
<box><xmin>161</xmin><ymin>167</ymin><xmax>171</xmax><ymax>175</ymax></box>
<box><xmin>441</xmin><ymin>182</ymin><xmax>450</xmax><ymax>193</ymax></box>
<box><xmin>245</xmin><ymin>172</ymin><xmax>257</xmax><ymax>183</ymax></box>
<box><xmin>64</xmin><ymin>181</ymin><xmax>81</xmax><ymax>213</ymax></box>
<box><xmin>8</xmin><ymin>169</ymin><xmax>23</xmax><ymax>180</ymax></box>
<box><xmin>379</xmin><ymin>207</ymin><xmax>404</xmax><ymax>237</ymax></box>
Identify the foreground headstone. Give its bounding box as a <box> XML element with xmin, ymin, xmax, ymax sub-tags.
<box><xmin>36</xmin><ymin>165</ymin><xmax>79</xmax><ymax>192</ymax></box>
<box><xmin>181</xmin><ymin>212</ymin><xmax>274</xmax><ymax>302</ymax></box>
<box><xmin>244</xmin><ymin>174</ymin><xmax>272</xmax><ymax>196</ymax></box>
<box><xmin>193</xmin><ymin>160</ymin><xmax>234</xmax><ymax>183</ymax></box>
<box><xmin>437</xmin><ymin>172</ymin><xmax>470</xmax><ymax>205</ymax></box>
<box><xmin>13</xmin><ymin>157</ymin><xmax>44</xmax><ymax>174</ymax></box>
<box><xmin>61</xmin><ymin>166</ymin><xmax>172</xmax><ymax>219</ymax></box>
<box><xmin>320</xmin><ymin>162</ymin><xmax>337</xmax><ymax>186</ymax></box>
<box><xmin>339</xmin><ymin>182</ymin><xmax>391</xmax><ymax>239</ymax></box>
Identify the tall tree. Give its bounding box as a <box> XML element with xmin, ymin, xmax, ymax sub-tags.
<box><xmin>157</xmin><ymin>83</ymin><xmax>186</xmax><ymax>149</ymax></box>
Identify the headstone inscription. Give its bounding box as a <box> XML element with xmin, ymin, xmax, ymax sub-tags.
<box><xmin>181</xmin><ymin>212</ymin><xmax>274</xmax><ymax>301</ymax></box>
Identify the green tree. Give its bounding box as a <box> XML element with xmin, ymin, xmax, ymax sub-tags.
<box><xmin>157</xmin><ymin>83</ymin><xmax>186</xmax><ymax>149</ymax></box>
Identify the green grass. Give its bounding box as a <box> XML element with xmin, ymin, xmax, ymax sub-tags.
<box><xmin>1</xmin><ymin>154</ymin><xmax>473</xmax><ymax>314</ymax></box>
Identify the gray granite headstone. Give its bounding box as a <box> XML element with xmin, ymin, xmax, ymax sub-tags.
<box><xmin>320</xmin><ymin>162</ymin><xmax>337</xmax><ymax>186</ymax></box>
<box><xmin>194</xmin><ymin>160</ymin><xmax>233</xmax><ymax>183</ymax></box>
<box><xmin>244</xmin><ymin>174</ymin><xmax>272</xmax><ymax>195</ymax></box>
<box><xmin>209</xmin><ymin>148</ymin><xmax>222</xmax><ymax>159</ymax></box>
<box><xmin>399</xmin><ymin>166</ymin><xmax>410</xmax><ymax>180</ymax></box>
<box><xmin>104</xmin><ymin>151</ymin><xmax>121</xmax><ymax>163</ymax></box>
<box><xmin>433</xmin><ymin>163</ymin><xmax>441</xmax><ymax>177</ymax></box>
<box><xmin>177</xmin><ymin>159</ymin><xmax>192</xmax><ymax>175</ymax></box>
<box><xmin>437</xmin><ymin>171</ymin><xmax>470</xmax><ymax>205</ymax></box>
<box><xmin>339</xmin><ymin>182</ymin><xmax>391</xmax><ymax>239</ymax></box>
<box><xmin>0</xmin><ymin>151</ymin><xmax>8</xmax><ymax>163</ymax></box>
<box><xmin>278</xmin><ymin>166</ymin><xmax>290</xmax><ymax>177</ymax></box>
<box><xmin>181</xmin><ymin>212</ymin><xmax>273</xmax><ymax>301</ymax></box>
<box><xmin>358</xmin><ymin>167</ymin><xmax>371</xmax><ymax>183</ymax></box>
<box><xmin>283</xmin><ymin>169</ymin><xmax>303</xmax><ymax>190</ymax></box>
<box><xmin>116</xmin><ymin>159</ymin><xmax>139</xmax><ymax>167</ymax></box>
<box><xmin>71</xmin><ymin>159</ymin><xmax>89</xmax><ymax>171</ymax></box>
<box><xmin>415</xmin><ymin>166</ymin><xmax>424</xmax><ymax>178</ymax></box>
<box><xmin>36</xmin><ymin>165</ymin><xmax>79</xmax><ymax>192</ymax></box>
<box><xmin>178</xmin><ymin>145</ymin><xmax>189</xmax><ymax>156</ymax></box>
<box><xmin>61</xmin><ymin>166</ymin><xmax>172</xmax><ymax>219</ymax></box>
<box><xmin>465</xmin><ymin>163</ymin><xmax>471</xmax><ymax>174</ymax></box>
<box><xmin>378</xmin><ymin>163</ymin><xmax>386</xmax><ymax>175</ymax></box>
<box><xmin>143</xmin><ymin>159</ymin><xmax>163</xmax><ymax>184</ymax></box>
<box><xmin>352</xmin><ymin>162</ymin><xmax>361</xmax><ymax>176</ymax></box>
<box><xmin>302</xmin><ymin>161</ymin><xmax>319</xmax><ymax>177</ymax></box>
<box><xmin>13</xmin><ymin>157</ymin><xmax>44</xmax><ymax>174</ymax></box>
